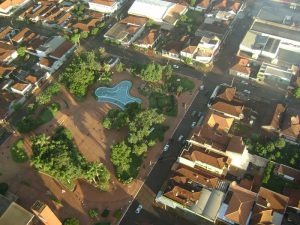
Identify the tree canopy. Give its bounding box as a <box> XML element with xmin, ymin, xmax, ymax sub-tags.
<box><xmin>59</xmin><ymin>51</ymin><xmax>100</xmax><ymax>98</ymax></box>
<box><xmin>140</xmin><ymin>62</ymin><xmax>163</xmax><ymax>82</ymax></box>
<box><xmin>109</xmin><ymin>108</ymin><xmax>165</xmax><ymax>182</ymax></box>
<box><xmin>31</xmin><ymin>127</ymin><xmax>110</xmax><ymax>190</ymax></box>
<box><xmin>293</xmin><ymin>87</ymin><xmax>300</xmax><ymax>99</ymax></box>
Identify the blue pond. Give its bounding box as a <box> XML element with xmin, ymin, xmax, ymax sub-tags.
<box><xmin>95</xmin><ymin>80</ymin><xmax>142</xmax><ymax>110</ymax></box>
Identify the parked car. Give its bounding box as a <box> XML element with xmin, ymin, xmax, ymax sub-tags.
<box><xmin>243</xmin><ymin>90</ymin><xmax>251</xmax><ymax>94</ymax></box>
<box><xmin>135</xmin><ymin>205</ymin><xmax>143</xmax><ymax>214</ymax></box>
<box><xmin>198</xmin><ymin>112</ymin><xmax>203</xmax><ymax>117</ymax></box>
<box><xmin>106</xmin><ymin>56</ymin><xmax>119</xmax><ymax>68</ymax></box>
<box><xmin>241</xmin><ymin>80</ymin><xmax>248</xmax><ymax>85</ymax></box>
<box><xmin>163</xmin><ymin>144</ymin><xmax>170</xmax><ymax>151</ymax></box>
<box><xmin>173</xmin><ymin>64</ymin><xmax>179</xmax><ymax>69</ymax></box>
<box><xmin>191</xmin><ymin>111</ymin><xmax>197</xmax><ymax>117</ymax></box>
<box><xmin>178</xmin><ymin>135</ymin><xmax>184</xmax><ymax>142</ymax></box>
<box><xmin>191</xmin><ymin>121</ymin><xmax>197</xmax><ymax>128</ymax></box>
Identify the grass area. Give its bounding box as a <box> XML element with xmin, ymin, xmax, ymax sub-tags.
<box><xmin>10</xmin><ymin>139</ymin><xmax>28</xmax><ymax>163</ymax></box>
<box><xmin>167</xmin><ymin>75</ymin><xmax>195</xmax><ymax>93</ymax></box>
<box><xmin>149</xmin><ymin>92</ymin><xmax>177</xmax><ymax>117</ymax></box>
<box><xmin>16</xmin><ymin>103</ymin><xmax>60</xmax><ymax>133</ymax></box>
<box><xmin>148</xmin><ymin>124</ymin><xmax>169</xmax><ymax>142</ymax></box>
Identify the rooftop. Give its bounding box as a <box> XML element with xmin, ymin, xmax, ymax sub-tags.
<box><xmin>205</xmin><ymin>111</ymin><xmax>234</xmax><ymax>132</ymax></box>
<box><xmin>224</xmin><ymin>183</ymin><xmax>256</xmax><ymax>225</ymax></box>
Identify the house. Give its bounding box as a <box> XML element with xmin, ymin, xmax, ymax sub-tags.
<box><xmin>189</xmin><ymin>124</ymin><xmax>250</xmax><ymax>170</ymax></box>
<box><xmin>262</xmin><ymin>103</ymin><xmax>285</xmax><ymax>132</ymax></box>
<box><xmin>0</xmin><ymin>42</ymin><xmax>18</xmax><ymax>64</ymax></box>
<box><xmin>274</xmin><ymin>164</ymin><xmax>300</xmax><ymax>183</ymax></box>
<box><xmin>178</xmin><ymin>144</ymin><xmax>231</xmax><ymax>175</ymax></box>
<box><xmin>128</xmin><ymin>0</ymin><xmax>188</xmax><ymax>29</ymax></box>
<box><xmin>229</xmin><ymin>57</ymin><xmax>252</xmax><ymax>79</ymax></box>
<box><xmin>180</xmin><ymin>34</ymin><xmax>221</xmax><ymax>64</ymax></box>
<box><xmin>155</xmin><ymin>161</ymin><xmax>226</xmax><ymax>222</ymax></box>
<box><xmin>162</xmin><ymin>35</ymin><xmax>189</xmax><ymax>60</ymax></box>
<box><xmin>204</xmin><ymin>110</ymin><xmax>234</xmax><ymax>133</ymax></box>
<box><xmin>217</xmin><ymin>182</ymin><xmax>256</xmax><ymax>225</ymax></box>
<box><xmin>49</xmin><ymin>40</ymin><xmax>75</xmax><ymax>61</ymax></box>
<box><xmin>88</xmin><ymin>0</ymin><xmax>125</xmax><ymax>14</ymax></box>
<box><xmin>283</xmin><ymin>188</ymin><xmax>300</xmax><ymax>210</ymax></box>
<box><xmin>37</xmin><ymin>57</ymin><xmax>61</xmax><ymax>73</ymax></box>
<box><xmin>280</xmin><ymin>107</ymin><xmax>300</xmax><ymax>142</ymax></box>
<box><xmin>0</xmin><ymin>194</ymin><xmax>35</xmax><ymax>225</ymax></box>
<box><xmin>209</xmin><ymin>86</ymin><xmax>245</xmax><ymax>120</ymax></box>
<box><xmin>0</xmin><ymin>0</ymin><xmax>31</xmax><ymax>16</ymax></box>
<box><xmin>0</xmin><ymin>90</ymin><xmax>19</xmax><ymax>122</ymax></box>
<box><xmin>72</xmin><ymin>18</ymin><xmax>103</xmax><ymax>32</ymax></box>
<box><xmin>0</xmin><ymin>26</ymin><xmax>13</xmax><ymax>41</ymax></box>
<box><xmin>250</xmin><ymin>187</ymin><xmax>289</xmax><ymax>225</ymax></box>
<box><xmin>31</xmin><ymin>200</ymin><xmax>62</xmax><ymax>225</ymax></box>
<box><xmin>0</xmin><ymin>65</ymin><xmax>16</xmax><ymax>79</ymax></box>
<box><xmin>192</xmin><ymin>0</ymin><xmax>211</xmax><ymax>11</ymax></box>
<box><xmin>104</xmin><ymin>15</ymin><xmax>148</xmax><ymax>46</ymax></box>
<box><xmin>10</xmin><ymin>82</ymin><xmax>33</xmax><ymax>96</ymax></box>
<box><xmin>134</xmin><ymin>29</ymin><xmax>161</xmax><ymax>49</ymax></box>
<box><xmin>11</xmin><ymin>27</ymin><xmax>36</xmax><ymax>45</ymax></box>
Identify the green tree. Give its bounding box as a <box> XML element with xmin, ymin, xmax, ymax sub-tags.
<box><xmin>132</xmin><ymin>143</ymin><xmax>148</xmax><ymax>156</ymax></box>
<box><xmin>63</xmin><ymin>218</ymin><xmax>80</xmax><ymax>225</ymax></box>
<box><xmin>70</xmin><ymin>34</ymin><xmax>80</xmax><ymax>45</ymax></box>
<box><xmin>183</xmin><ymin>57</ymin><xmax>193</xmax><ymax>65</ymax></box>
<box><xmin>176</xmin><ymin>86</ymin><xmax>183</xmax><ymax>96</ymax></box>
<box><xmin>190</xmin><ymin>0</ymin><xmax>196</xmax><ymax>6</ymax></box>
<box><xmin>146</xmin><ymin>19</ymin><xmax>155</xmax><ymax>27</ymax></box>
<box><xmin>59</xmin><ymin>51</ymin><xmax>99</xmax><ymax>98</ymax></box>
<box><xmin>98</xmin><ymin>47</ymin><xmax>106</xmax><ymax>56</ymax></box>
<box><xmin>115</xmin><ymin>62</ymin><xmax>124</xmax><ymax>72</ymax></box>
<box><xmin>88</xmin><ymin>209</ymin><xmax>99</xmax><ymax>218</ymax></box>
<box><xmin>293</xmin><ymin>87</ymin><xmax>300</xmax><ymax>98</ymax></box>
<box><xmin>91</xmin><ymin>27</ymin><xmax>99</xmax><ymax>35</ymax></box>
<box><xmin>17</xmin><ymin>46</ymin><xmax>26</xmax><ymax>57</ymax></box>
<box><xmin>274</xmin><ymin>138</ymin><xmax>286</xmax><ymax>149</ymax></box>
<box><xmin>140</xmin><ymin>63</ymin><xmax>163</xmax><ymax>82</ymax></box>
<box><xmin>80</xmin><ymin>31</ymin><xmax>89</xmax><ymax>39</ymax></box>
<box><xmin>102</xmin><ymin>63</ymin><xmax>110</xmax><ymax>72</ymax></box>
<box><xmin>110</xmin><ymin>141</ymin><xmax>132</xmax><ymax>172</ymax></box>
<box><xmin>179</xmin><ymin>15</ymin><xmax>188</xmax><ymax>22</ymax></box>
<box><xmin>164</xmin><ymin>64</ymin><xmax>173</xmax><ymax>81</ymax></box>
<box><xmin>262</xmin><ymin>161</ymin><xmax>273</xmax><ymax>184</ymax></box>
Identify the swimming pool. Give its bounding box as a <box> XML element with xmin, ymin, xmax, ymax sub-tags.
<box><xmin>95</xmin><ymin>80</ymin><xmax>142</xmax><ymax>109</ymax></box>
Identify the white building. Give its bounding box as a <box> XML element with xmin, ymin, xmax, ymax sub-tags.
<box><xmin>128</xmin><ymin>0</ymin><xmax>187</xmax><ymax>28</ymax></box>
<box><xmin>88</xmin><ymin>0</ymin><xmax>125</xmax><ymax>14</ymax></box>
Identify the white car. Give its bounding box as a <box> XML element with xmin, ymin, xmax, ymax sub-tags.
<box><xmin>173</xmin><ymin>64</ymin><xmax>179</xmax><ymax>69</ymax></box>
<box><xmin>191</xmin><ymin>122</ymin><xmax>197</xmax><ymax>128</ymax></box>
<box><xmin>163</xmin><ymin>144</ymin><xmax>170</xmax><ymax>151</ymax></box>
<box><xmin>178</xmin><ymin>135</ymin><xmax>184</xmax><ymax>142</ymax></box>
<box><xmin>241</xmin><ymin>80</ymin><xmax>248</xmax><ymax>85</ymax></box>
<box><xmin>135</xmin><ymin>205</ymin><xmax>143</xmax><ymax>214</ymax></box>
<box><xmin>243</xmin><ymin>90</ymin><xmax>251</xmax><ymax>94</ymax></box>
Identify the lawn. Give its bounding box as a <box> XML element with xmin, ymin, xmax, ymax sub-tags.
<box><xmin>167</xmin><ymin>75</ymin><xmax>195</xmax><ymax>93</ymax></box>
<box><xmin>149</xmin><ymin>92</ymin><xmax>177</xmax><ymax>117</ymax></box>
<box><xmin>10</xmin><ymin>139</ymin><xmax>28</xmax><ymax>163</ymax></box>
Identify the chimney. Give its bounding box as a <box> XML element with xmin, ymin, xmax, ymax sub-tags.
<box><xmin>31</xmin><ymin>200</ymin><xmax>62</xmax><ymax>225</ymax></box>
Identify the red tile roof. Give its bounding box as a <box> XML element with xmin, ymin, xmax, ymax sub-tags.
<box><xmin>50</xmin><ymin>41</ymin><xmax>74</xmax><ymax>59</ymax></box>
<box><xmin>225</xmin><ymin>183</ymin><xmax>256</xmax><ymax>225</ymax></box>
